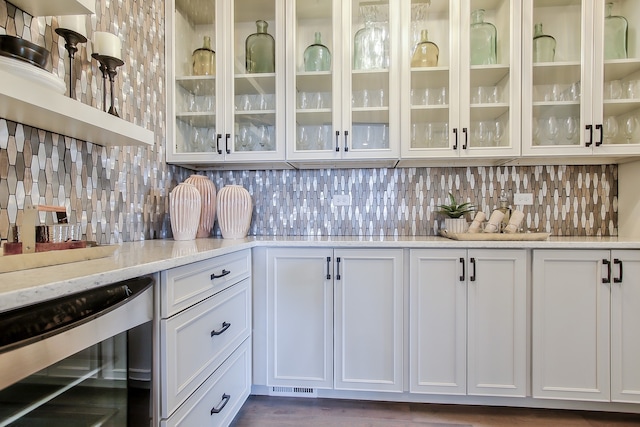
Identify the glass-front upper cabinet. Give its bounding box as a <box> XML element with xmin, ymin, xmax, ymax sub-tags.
<box><xmin>286</xmin><ymin>0</ymin><xmax>400</xmax><ymax>166</ymax></box>
<box><xmin>401</xmin><ymin>0</ymin><xmax>521</xmax><ymax>163</ymax></box>
<box><xmin>166</xmin><ymin>0</ymin><xmax>285</xmax><ymax>165</ymax></box>
<box><xmin>522</xmin><ymin>0</ymin><xmax>640</xmax><ymax>158</ymax></box>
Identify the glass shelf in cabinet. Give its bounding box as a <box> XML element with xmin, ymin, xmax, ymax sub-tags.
<box><xmin>235</xmin><ymin>73</ymin><xmax>276</xmax><ymax>94</ymax></box>
<box><xmin>176</xmin><ymin>76</ymin><xmax>216</xmax><ymax>95</ymax></box>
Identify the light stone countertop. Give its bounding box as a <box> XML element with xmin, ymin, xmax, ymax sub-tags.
<box><xmin>1</xmin><ymin>235</ymin><xmax>639</xmax><ymax>312</ymax></box>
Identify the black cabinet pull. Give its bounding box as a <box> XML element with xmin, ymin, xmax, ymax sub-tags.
<box><xmin>602</xmin><ymin>259</ymin><xmax>611</xmax><ymax>284</ymax></box>
<box><xmin>336</xmin><ymin>257</ymin><xmax>341</xmax><ymax>280</ymax></box>
<box><xmin>470</xmin><ymin>257</ymin><xmax>476</xmax><ymax>282</ymax></box>
<box><xmin>335</xmin><ymin>130</ymin><xmax>340</xmax><ymax>152</ymax></box>
<box><xmin>210</xmin><ymin>321</ymin><xmax>231</xmax><ymax>337</ymax></box>
<box><xmin>225</xmin><ymin>133</ymin><xmax>231</xmax><ymax>154</ymax></box>
<box><xmin>595</xmin><ymin>124</ymin><xmax>603</xmax><ymax>146</ymax></box>
<box><xmin>459</xmin><ymin>257</ymin><xmax>465</xmax><ymax>281</ymax></box>
<box><xmin>216</xmin><ymin>133</ymin><xmax>222</xmax><ymax>154</ymax></box>
<box><xmin>586</xmin><ymin>124</ymin><xmax>593</xmax><ymax>147</ymax></box>
<box><xmin>462</xmin><ymin>127</ymin><xmax>468</xmax><ymax>149</ymax></box>
<box><xmin>453</xmin><ymin>128</ymin><xmax>458</xmax><ymax>150</ymax></box>
<box><xmin>326</xmin><ymin>256</ymin><xmax>331</xmax><ymax>280</ymax></box>
<box><xmin>344</xmin><ymin>130</ymin><xmax>349</xmax><ymax>152</ymax></box>
<box><xmin>210</xmin><ymin>393</ymin><xmax>231</xmax><ymax>414</ymax></box>
<box><xmin>211</xmin><ymin>269</ymin><xmax>231</xmax><ymax>280</ymax></box>
<box><xmin>614</xmin><ymin>259</ymin><xmax>623</xmax><ymax>283</ymax></box>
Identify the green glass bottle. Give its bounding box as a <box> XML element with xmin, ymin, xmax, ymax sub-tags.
<box><xmin>411</xmin><ymin>29</ymin><xmax>439</xmax><ymax>67</ymax></box>
<box><xmin>246</xmin><ymin>20</ymin><xmax>275</xmax><ymax>73</ymax></box>
<box><xmin>470</xmin><ymin>9</ymin><xmax>497</xmax><ymax>65</ymax></box>
<box><xmin>303</xmin><ymin>32</ymin><xmax>331</xmax><ymax>72</ymax></box>
<box><xmin>533</xmin><ymin>23</ymin><xmax>556</xmax><ymax>63</ymax></box>
<box><xmin>604</xmin><ymin>2</ymin><xmax>628</xmax><ymax>60</ymax></box>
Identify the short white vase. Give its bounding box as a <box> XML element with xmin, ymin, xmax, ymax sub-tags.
<box><xmin>444</xmin><ymin>217</ymin><xmax>468</xmax><ymax>234</ymax></box>
<box><xmin>169</xmin><ymin>183</ymin><xmax>201</xmax><ymax>241</ymax></box>
<box><xmin>184</xmin><ymin>174</ymin><xmax>217</xmax><ymax>238</ymax></box>
<box><xmin>217</xmin><ymin>185</ymin><xmax>252</xmax><ymax>239</ymax></box>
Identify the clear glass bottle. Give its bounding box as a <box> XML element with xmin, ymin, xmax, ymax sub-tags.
<box><xmin>470</xmin><ymin>9</ymin><xmax>497</xmax><ymax>65</ymax></box>
<box><xmin>192</xmin><ymin>36</ymin><xmax>215</xmax><ymax>76</ymax></box>
<box><xmin>353</xmin><ymin>4</ymin><xmax>388</xmax><ymax>70</ymax></box>
<box><xmin>411</xmin><ymin>29</ymin><xmax>439</xmax><ymax>67</ymax></box>
<box><xmin>303</xmin><ymin>32</ymin><xmax>331</xmax><ymax>72</ymax></box>
<box><xmin>245</xmin><ymin>20</ymin><xmax>275</xmax><ymax>73</ymax></box>
<box><xmin>604</xmin><ymin>2</ymin><xmax>628</xmax><ymax>60</ymax></box>
<box><xmin>533</xmin><ymin>23</ymin><xmax>556</xmax><ymax>63</ymax></box>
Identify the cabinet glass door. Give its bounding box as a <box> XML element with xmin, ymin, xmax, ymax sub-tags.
<box><xmin>291</xmin><ymin>0</ymin><xmax>335</xmax><ymax>157</ymax></box>
<box><xmin>348</xmin><ymin>0</ymin><xmax>395</xmax><ymax>155</ymax></box>
<box><xmin>467</xmin><ymin>0</ymin><xmax>515</xmax><ymax>153</ymax></box>
<box><xmin>524</xmin><ymin>0</ymin><xmax>585</xmax><ymax>153</ymax></box>
<box><xmin>599</xmin><ymin>0</ymin><xmax>640</xmax><ymax>149</ymax></box>
<box><xmin>232</xmin><ymin>0</ymin><xmax>279</xmax><ymax>155</ymax></box>
<box><xmin>173</xmin><ymin>0</ymin><xmax>218</xmax><ymax>155</ymax></box>
<box><xmin>408</xmin><ymin>0</ymin><xmax>452</xmax><ymax>153</ymax></box>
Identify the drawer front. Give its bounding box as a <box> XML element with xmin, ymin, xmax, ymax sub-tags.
<box><xmin>161</xmin><ymin>279</ymin><xmax>251</xmax><ymax>417</ymax></box>
<box><xmin>161</xmin><ymin>249</ymin><xmax>251</xmax><ymax>317</ymax></box>
<box><xmin>162</xmin><ymin>338</ymin><xmax>252</xmax><ymax>427</ymax></box>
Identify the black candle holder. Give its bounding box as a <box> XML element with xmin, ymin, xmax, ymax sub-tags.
<box><xmin>91</xmin><ymin>53</ymin><xmax>108</xmax><ymax>112</ymax></box>
<box><xmin>92</xmin><ymin>54</ymin><xmax>124</xmax><ymax>117</ymax></box>
<box><xmin>55</xmin><ymin>28</ymin><xmax>87</xmax><ymax>99</ymax></box>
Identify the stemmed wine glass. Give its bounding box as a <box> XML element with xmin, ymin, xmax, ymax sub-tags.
<box><xmin>494</xmin><ymin>120</ymin><xmax>505</xmax><ymax>146</ymax></box>
<box><xmin>623</xmin><ymin>116</ymin><xmax>638</xmax><ymax>143</ymax></box>
<box><xmin>544</xmin><ymin>116</ymin><xmax>560</xmax><ymax>144</ymax></box>
<box><xmin>603</xmin><ymin>116</ymin><xmax>619</xmax><ymax>145</ymax></box>
<box><xmin>564</xmin><ymin>116</ymin><xmax>578</xmax><ymax>144</ymax></box>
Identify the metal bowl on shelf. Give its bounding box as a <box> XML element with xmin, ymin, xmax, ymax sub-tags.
<box><xmin>0</xmin><ymin>35</ymin><xmax>49</xmax><ymax>69</ymax></box>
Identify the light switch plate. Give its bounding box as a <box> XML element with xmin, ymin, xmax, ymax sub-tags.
<box><xmin>513</xmin><ymin>193</ymin><xmax>534</xmax><ymax>205</ymax></box>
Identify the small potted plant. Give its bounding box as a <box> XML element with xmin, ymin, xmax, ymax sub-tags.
<box><xmin>437</xmin><ymin>192</ymin><xmax>475</xmax><ymax>234</ymax></box>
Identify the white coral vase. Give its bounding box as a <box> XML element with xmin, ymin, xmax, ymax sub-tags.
<box><xmin>169</xmin><ymin>183</ymin><xmax>201</xmax><ymax>241</ymax></box>
<box><xmin>184</xmin><ymin>174</ymin><xmax>217</xmax><ymax>238</ymax></box>
<box><xmin>217</xmin><ymin>185</ymin><xmax>252</xmax><ymax>239</ymax></box>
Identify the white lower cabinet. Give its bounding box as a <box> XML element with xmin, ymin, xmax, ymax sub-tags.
<box><xmin>159</xmin><ymin>250</ymin><xmax>252</xmax><ymax>425</ymax></box>
<box><xmin>533</xmin><ymin>249</ymin><xmax>640</xmax><ymax>403</ymax></box>
<box><xmin>265</xmin><ymin>248</ymin><xmax>403</xmax><ymax>393</ymax></box>
<box><xmin>410</xmin><ymin>249</ymin><xmax>527</xmax><ymax>397</ymax></box>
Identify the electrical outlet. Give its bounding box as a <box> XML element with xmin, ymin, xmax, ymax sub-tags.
<box><xmin>332</xmin><ymin>194</ymin><xmax>351</xmax><ymax>206</ymax></box>
<box><xmin>513</xmin><ymin>193</ymin><xmax>534</xmax><ymax>205</ymax></box>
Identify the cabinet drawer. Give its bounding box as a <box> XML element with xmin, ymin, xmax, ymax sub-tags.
<box><xmin>161</xmin><ymin>249</ymin><xmax>251</xmax><ymax>317</ymax></box>
<box><xmin>162</xmin><ymin>338</ymin><xmax>251</xmax><ymax>427</ymax></box>
<box><xmin>161</xmin><ymin>279</ymin><xmax>251</xmax><ymax>418</ymax></box>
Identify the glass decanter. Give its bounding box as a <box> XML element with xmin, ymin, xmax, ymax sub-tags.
<box><xmin>604</xmin><ymin>2</ymin><xmax>628</xmax><ymax>60</ymax></box>
<box><xmin>533</xmin><ymin>23</ymin><xmax>556</xmax><ymax>63</ymax></box>
<box><xmin>411</xmin><ymin>29</ymin><xmax>439</xmax><ymax>67</ymax></box>
<box><xmin>245</xmin><ymin>20</ymin><xmax>275</xmax><ymax>73</ymax></box>
<box><xmin>303</xmin><ymin>32</ymin><xmax>331</xmax><ymax>72</ymax></box>
<box><xmin>192</xmin><ymin>36</ymin><xmax>215</xmax><ymax>76</ymax></box>
<box><xmin>353</xmin><ymin>3</ymin><xmax>388</xmax><ymax>70</ymax></box>
<box><xmin>470</xmin><ymin>9</ymin><xmax>497</xmax><ymax>65</ymax></box>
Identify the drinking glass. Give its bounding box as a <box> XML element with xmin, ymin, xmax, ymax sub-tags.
<box><xmin>298</xmin><ymin>91</ymin><xmax>309</xmax><ymax>109</ymax></box>
<box><xmin>564</xmin><ymin>116</ymin><xmax>578</xmax><ymax>143</ymax></box>
<box><xmin>494</xmin><ymin>120</ymin><xmax>505</xmax><ymax>145</ymax></box>
<box><xmin>474</xmin><ymin>121</ymin><xmax>489</xmax><ymax>146</ymax></box>
<box><xmin>623</xmin><ymin>116</ymin><xmax>637</xmax><ymax>143</ymax></box>
<box><xmin>605</xmin><ymin>80</ymin><xmax>623</xmax><ymax>99</ymax></box>
<box><xmin>544</xmin><ymin>116</ymin><xmax>560</xmax><ymax>144</ymax></box>
<box><xmin>603</xmin><ymin>116</ymin><xmax>619</xmax><ymax>144</ymax></box>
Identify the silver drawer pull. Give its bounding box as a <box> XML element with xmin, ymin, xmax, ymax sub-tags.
<box><xmin>210</xmin><ymin>269</ymin><xmax>231</xmax><ymax>280</ymax></box>
<box><xmin>210</xmin><ymin>393</ymin><xmax>231</xmax><ymax>415</ymax></box>
<box><xmin>210</xmin><ymin>321</ymin><xmax>231</xmax><ymax>337</ymax></box>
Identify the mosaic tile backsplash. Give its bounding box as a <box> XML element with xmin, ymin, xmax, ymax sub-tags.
<box><xmin>0</xmin><ymin>0</ymin><xmax>618</xmax><ymax>243</ymax></box>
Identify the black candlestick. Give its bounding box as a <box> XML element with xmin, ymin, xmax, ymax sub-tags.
<box><xmin>55</xmin><ymin>28</ymin><xmax>87</xmax><ymax>99</ymax></box>
<box><xmin>91</xmin><ymin>53</ymin><xmax>108</xmax><ymax>111</ymax></box>
<box><xmin>93</xmin><ymin>54</ymin><xmax>124</xmax><ymax>117</ymax></box>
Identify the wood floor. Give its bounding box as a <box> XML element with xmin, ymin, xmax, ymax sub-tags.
<box><xmin>230</xmin><ymin>396</ymin><xmax>640</xmax><ymax>427</ymax></box>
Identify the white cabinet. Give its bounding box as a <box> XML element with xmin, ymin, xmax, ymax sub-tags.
<box><xmin>532</xmin><ymin>249</ymin><xmax>640</xmax><ymax>403</ymax></box>
<box><xmin>159</xmin><ymin>250</ymin><xmax>252</xmax><ymax>424</ymax></box>
<box><xmin>410</xmin><ymin>249</ymin><xmax>527</xmax><ymax>397</ymax></box>
<box><xmin>400</xmin><ymin>0</ymin><xmax>521</xmax><ymax>164</ymax></box>
<box><xmin>522</xmin><ymin>0</ymin><xmax>640</xmax><ymax>159</ymax></box>
<box><xmin>166</xmin><ymin>0</ymin><xmax>286</xmax><ymax>166</ymax></box>
<box><xmin>285</xmin><ymin>0</ymin><xmax>400</xmax><ymax>167</ymax></box>
<box><xmin>264</xmin><ymin>247</ymin><xmax>403</xmax><ymax>392</ymax></box>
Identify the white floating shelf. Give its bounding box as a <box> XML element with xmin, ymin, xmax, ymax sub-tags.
<box><xmin>8</xmin><ymin>0</ymin><xmax>95</xmax><ymax>16</ymax></box>
<box><xmin>0</xmin><ymin>70</ymin><xmax>153</xmax><ymax>147</ymax></box>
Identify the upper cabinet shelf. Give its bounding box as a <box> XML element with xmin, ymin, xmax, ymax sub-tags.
<box><xmin>8</xmin><ymin>0</ymin><xmax>95</xmax><ymax>16</ymax></box>
<box><xmin>0</xmin><ymin>70</ymin><xmax>154</xmax><ymax>147</ymax></box>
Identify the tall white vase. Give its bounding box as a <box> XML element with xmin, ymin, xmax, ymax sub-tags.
<box><xmin>217</xmin><ymin>185</ymin><xmax>252</xmax><ymax>239</ymax></box>
<box><xmin>184</xmin><ymin>174</ymin><xmax>217</xmax><ymax>238</ymax></box>
<box><xmin>169</xmin><ymin>183</ymin><xmax>201</xmax><ymax>241</ymax></box>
